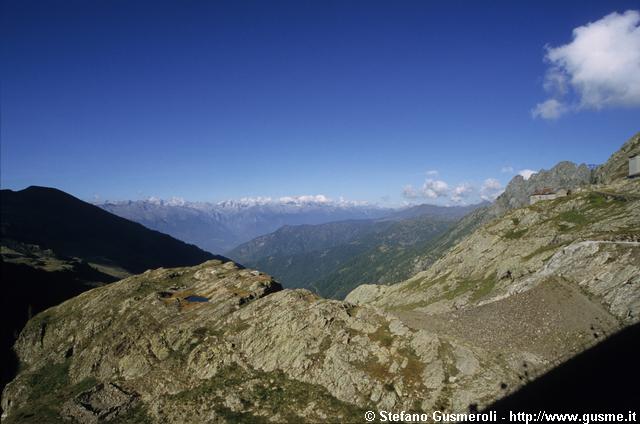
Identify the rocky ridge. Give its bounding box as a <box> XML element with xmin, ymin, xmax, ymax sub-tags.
<box><xmin>2</xmin><ymin>260</ymin><xmax>528</xmax><ymax>423</ymax></box>
<box><xmin>399</xmin><ymin>155</ymin><xmax>602</xmax><ymax>281</ymax></box>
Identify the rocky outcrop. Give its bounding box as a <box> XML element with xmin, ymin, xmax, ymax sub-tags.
<box><xmin>403</xmin><ymin>157</ymin><xmax>598</xmax><ymax>281</ymax></box>
<box><xmin>1</xmin><ymin>260</ymin><xmax>530</xmax><ymax>423</ymax></box>
<box><xmin>348</xmin><ymin>187</ymin><xmax>639</xmax><ymax>313</ymax></box>
<box><xmin>61</xmin><ymin>383</ymin><xmax>139</xmax><ymax>424</ymax></box>
<box><xmin>594</xmin><ymin>132</ymin><xmax>640</xmax><ymax>184</ymax></box>
<box><xmin>493</xmin><ymin>161</ymin><xmax>593</xmax><ymax>214</ymax></box>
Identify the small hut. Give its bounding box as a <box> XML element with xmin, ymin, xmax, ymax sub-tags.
<box><xmin>629</xmin><ymin>154</ymin><xmax>640</xmax><ymax>178</ymax></box>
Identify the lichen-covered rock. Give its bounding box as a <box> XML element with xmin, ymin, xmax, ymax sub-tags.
<box><xmin>61</xmin><ymin>383</ymin><xmax>139</xmax><ymax>424</ymax></box>
<box><xmin>1</xmin><ymin>260</ymin><xmax>522</xmax><ymax>423</ymax></box>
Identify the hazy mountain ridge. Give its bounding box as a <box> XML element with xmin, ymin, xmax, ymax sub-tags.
<box><xmin>99</xmin><ymin>197</ymin><xmax>392</xmax><ymax>254</ymax></box>
<box><xmin>228</xmin><ymin>203</ymin><xmax>481</xmax><ymax>298</ymax></box>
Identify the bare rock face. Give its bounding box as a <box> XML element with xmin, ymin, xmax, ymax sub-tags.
<box><xmin>1</xmin><ymin>260</ymin><xmax>525</xmax><ymax>423</ymax></box>
<box><xmin>61</xmin><ymin>383</ymin><xmax>139</xmax><ymax>424</ymax></box>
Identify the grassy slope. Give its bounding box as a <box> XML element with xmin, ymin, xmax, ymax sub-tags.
<box><xmin>236</xmin><ymin>215</ymin><xmax>457</xmax><ymax>299</ymax></box>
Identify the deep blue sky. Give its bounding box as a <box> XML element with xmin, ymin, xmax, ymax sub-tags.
<box><xmin>1</xmin><ymin>0</ymin><xmax>638</xmax><ymax>205</ymax></box>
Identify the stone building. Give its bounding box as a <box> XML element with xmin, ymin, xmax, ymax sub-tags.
<box><xmin>630</xmin><ymin>154</ymin><xmax>639</xmax><ymax>178</ymax></box>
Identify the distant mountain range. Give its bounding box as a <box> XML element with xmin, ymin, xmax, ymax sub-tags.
<box><xmin>227</xmin><ymin>154</ymin><xmax>607</xmax><ymax>300</ymax></box>
<box><xmin>228</xmin><ymin>203</ymin><xmax>484</xmax><ymax>298</ymax></box>
<box><xmin>99</xmin><ymin>196</ymin><xmax>392</xmax><ymax>253</ymax></box>
<box><xmin>0</xmin><ymin>186</ymin><xmax>221</xmax><ymax>393</ymax></box>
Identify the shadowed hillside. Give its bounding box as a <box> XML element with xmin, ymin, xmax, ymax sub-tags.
<box><xmin>485</xmin><ymin>323</ymin><xmax>640</xmax><ymax>413</ymax></box>
<box><xmin>1</xmin><ymin>186</ymin><xmax>220</xmax><ymax>273</ymax></box>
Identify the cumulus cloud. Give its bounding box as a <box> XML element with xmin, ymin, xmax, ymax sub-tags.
<box><xmin>402</xmin><ymin>185</ymin><xmax>419</xmax><ymax>199</ymax></box>
<box><xmin>480</xmin><ymin>178</ymin><xmax>504</xmax><ymax>201</ymax></box>
<box><xmin>425</xmin><ymin>170</ymin><xmax>439</xmax><ymax>176</ymax></box>
<box><xmin>422</xmin><ymin>179</ymin><xmax>449</xmax><ymax>198</ymax></box>
<box><xmin>501</xmin><ymin>166</ymin><xmax>514</xmax><ymax>173</ymax></box>
<box><xmin>531</xmin><ymin>99</ymin><xmax>568</xmax><ymax>119</ymax></box>
<box><xmin>518</xmin><ymin>169</ymin><xmax>537</xmax><ymax>180</ymax></box>
<box><xmin>402</xmin><ymin>179</ymin><xmax>450</xmax><ymax>200</ymax></box>
<box><xmin>532</xmin><ymin>10</ymin><xmax>640</xmax><ymax>119</ymax></box>
<box><xmin>451</xmin><ymin>183</ymin><xmax>474</xmax><ymax>203</ymax></box>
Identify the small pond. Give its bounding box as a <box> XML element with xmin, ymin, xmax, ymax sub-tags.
<box><xmin>185</xmin><ymin>295</ymin><xmax>209</xmax><ymax>303</ymax></box>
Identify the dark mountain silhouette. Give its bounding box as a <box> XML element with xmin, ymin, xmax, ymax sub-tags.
<box><xmin>1</xmin><ymin>186</ymin><xmax>221</xmax><ymax>273</ymax></box>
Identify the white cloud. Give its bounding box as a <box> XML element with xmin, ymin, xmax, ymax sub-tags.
<box><xmin>501</xmin><ymin>166</ymin><xmax>514</xmax><ymax>173</ymax></box>
<box><xmin>402</xmin><ymin>185</ymin><xmax>419</xmax><ymax>199</ymax></box>
<box><xmin>402</xmin><ymin>179</ymin><xmax>450</xmax><ymax>200</ymax></box>
<box><xmin>531</xmin><ymin>99</ymin><xmax>568</xmax><ymax>119</ymax></box>
<box><xmin>480</xmin><ymin>178</ymin><xmax>504</xmax><ymax>201</ymax></box>
<box><xmin>425</xmin><ymin>170</ymin><xmax>439</xmax><ymax>176</ymax></box>
<box><xmin>451</xmin><ymin>183</ymin><xmax>473</xmax><ymax>203</ymax></box>
<box><xmin>533</xmin><ymin>10</ymin><xmax>640</xmax><ymax>119</ymax></box>
<box><xmin>543</xmin><ymin>67</ymin><xmax>569</xmax><ymax>96</ymax></box>
<box><xmin>422</xmin><ymin>179</ymin><xmax>449</xmax><ymax>198</ymax></box>
<box><xmin>518</xmin><ymin>169</ymin><xmax>537</xmax><ymax>180</ymax></box>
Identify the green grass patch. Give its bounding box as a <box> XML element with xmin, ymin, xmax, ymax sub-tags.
<box><xmin>26</xmin><ymin>360</ymin><xmax>71</xmax><ymax>401</ymax></box>
<box><xmin>359</xmin><ymin>356</ymin><xmax>392</xmax><ymax>381</ymax></box>
<box><xmin>169</xmin><ymin>365</ymin><xmax>368</xmax><ymax>423</ymax></box>
<box><xmin>109</xmin><ymin>404</ymin><xmax>153</xmax><ymax>424</ymax></box>
<box><xmin>443</xmin><ymin>279</ymin><xmax>476</xmax><ymax>300</ymax></box>
<box><xmin>398</xmin><ymin>347</ymin><xmax>426</xmax><ymax>389</ymax></box>
<box><xmin>503</xmin><ymin>228</ymin><xmax>528</xmax><ymax>240</ymax></box>
<box><xmin>368</xmin><ymin>323</ymin><xmax>394</xmax><ymax>347</ymax></box>
<box><xmin>401</xmin><ymin>271</ymin><xmax>451</xmax><ymax>293</ymax></box>
<box><xmin>522</xmin><ymin>244</ymin><xmax>564</xmax><ymax>261</ymax></box>
<box><xmin>4</xmin><ymin>359</ymin><xmax>101</xmax><ymax>424</ymax></box>
<box><xmin>558</xmin><ymin>210</ymin><xmax>588</xmax><ymax>225</ymax></box>
<box><xmin>441</xmin><ymin>273</ymin><xmax>497</xmax><ymax>303</ymax></box>
<box><xmin>587</xmin><ymin>192</ymin><xmax>608</xmax><ymax>208</ymax></box>
<box><xmin>469</xmin><ymin>274</ymin><xmax>498</xmax><ymax>303</ymax></box>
